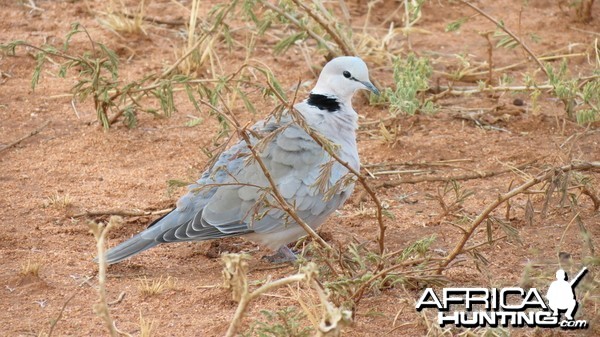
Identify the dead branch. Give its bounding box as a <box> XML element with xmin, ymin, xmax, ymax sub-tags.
<box><xmin>237</xmin><ymin>122</ymin><xmax>332</xmax><ymax>251</ymax></box>
<box><xmin>108</xmin><ymin>291</ymin><xmax>126</xmax><ymax>306</ymax></box>
<box><xmin>582</xmin><ymin>185</ymin><xmax>600</xmax><ymax>211</ymax></box>
<box><xmin>435</xmin><ymin>49</ymin><xmax>586</xmax><ymax>82</ymax></box>
<box><xmin>363</xmin><ymin>159</ymin><xmax>474</xmax><ymax>169</ymax></box>
<box><xmin>438</xmin><ymin>161</ymin><xmax>600</xmax><ymax>273</ymax></box>
<box><xmin>89</xmin><ymin>217</ymin><xmax>122</xmax><ymax>337</ymax></box>
<box><xmin>259</xmin><ymin>1</ymin><xmax>336</xmax><ymax>57</ymax></box>
<box><xmin>289</xmin><ymin>0</ymin><xmax>354</xmax><ymax>56</ymax></box>
<box><xmin>439</xmin><ymin>84</ymin><xmax>554</xmax><ymax>95</ymax></box>
<box><xmin>47</xmin><ymin>291</ymin><xmax>79</xmax><ymax>337</ymax></box>
<box><xmin>374</xmin><ymin>158</ymin><xmax>539</xmax><ymax>188</ymax></box>
<box><xmin>118</xmin><ymin>12</ymin><xmax>186</xmax><ymax>26</ymax></box>
<box><xmin>72</xmin><ymin>208</ymin><xmax>172</xmax><ymax>218</ymax></box>
<box><xmin>289</xmin><ymin>109</ymin><xmax>388</xmax><ymax>256</ymax></box>
<box><xmin>458</xmin><ymin>0</ymin><xmax>549</xmax><ymax>79</ymax></box>
<box><xmin>0</xmin><ymin>120</ymin><xmax>49</xmax><ymax>154</ymax></box>
<box><xmin>223</xmin><ymin>254</ymin><xmax>317</xmax><ymax>337</ymax></box>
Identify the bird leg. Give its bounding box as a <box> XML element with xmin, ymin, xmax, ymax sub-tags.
<box><xmin>262</xmin><ymin>245</ymin><xmax>297</xmax><ymax>263</ymax></box>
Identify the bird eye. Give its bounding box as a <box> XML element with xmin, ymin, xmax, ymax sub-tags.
<box><xmin>343</xmin><ymin>71</ymin><xmax>351</xmax><ymax>78</ymax></box>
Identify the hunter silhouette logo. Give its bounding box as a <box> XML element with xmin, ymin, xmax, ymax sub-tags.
<box><xmin>415</xmin><ymin>267</ymin><xmax>589</xmax><ymax>329</ymax></box>
<box><xmin>546</xmin><ymin>268</ymin><xmax>587</xmax><ymax>321</ymax></box>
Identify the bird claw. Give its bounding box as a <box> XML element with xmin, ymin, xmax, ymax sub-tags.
<box><xmin>262</xmin><ymin>246</ymin><xmax>298</xmax><ymax>264</ymax></box>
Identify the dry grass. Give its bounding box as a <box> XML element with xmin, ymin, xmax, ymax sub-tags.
<box><xmin>176</xmin><ymin>0</ymin><xmax>225</xmax><ymax>75</ymax></box>
<box><xmin>99</xmin><ymin>0</ymin><xmax>147</xmax><ymax>36</ymax></box>
<box><xmin>44</xmin><ymin>193</ymin><xmax>73</xmax><ymax>209</ymax></box>
<box><xmin>139</xmin><ymin>311</ymin><xmax>156</xmax><ymax>337</ymax></box>
<box><xmin>20</xmin><ymin>259</ymin><xmax>42</xmax><ymax>277</ymax></box>
<box><xmin>138</xmin><ymin>276</ymin><xmax>175</xmax><ymax>297</ymax></box>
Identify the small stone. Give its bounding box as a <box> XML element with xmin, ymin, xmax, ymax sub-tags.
<box><xmin>513</xmin><ymin>98</ymin><xmax>524</xmax><ymax>106</ymax></box>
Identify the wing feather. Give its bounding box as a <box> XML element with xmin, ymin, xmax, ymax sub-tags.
<box><xmin>104</xmin><ymin>111</ymin><xmax>356</xmax><ymax>264</ymax></box>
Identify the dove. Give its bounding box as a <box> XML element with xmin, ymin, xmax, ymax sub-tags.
<box><xmin>101</xmin><ymin>56</ymin><xmax>379</xmax><ymax>264</ymax></box>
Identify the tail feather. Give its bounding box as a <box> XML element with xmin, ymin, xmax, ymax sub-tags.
<box><xmin>96</xmin><ymin>209</ymin><xmax>180</xmax><ymax>265</ymax></box>
<box><xmin>102</xmin><ymin>235</ymin><xmax>160</xmax><ymax>264</ymax></box>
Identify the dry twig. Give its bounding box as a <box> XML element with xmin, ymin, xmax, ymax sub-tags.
<box><xmin>458</xmin><ymin>0</ymin><xmax>549</xmax><ymax>79</ymax></box>
<box><xmin>289</xmin><ymin>0</ymin><xmax>354</xmax><ymax>56</ymax></box>
<box><xmin>438</xmin><ymin>161</ymin><xmax>600</xmax><ymax>273</ymax></box>
<box><xmin>73</xmin><ymin>208</ymin><xmax>172</xmax><ymax>218</ymax></box>
<box><xmin>223</xmin><ymin>254</ymin><xmax>317</xmax><ymax>337</ymax></box>
<box><xmin>0</xmin><ymin>120</ymin><xmax>49</xmax><ymax>154</ymax></box>
<box><xmin>47</xmin><ymin>291</ymin><xmax>79</xmax><ymax>337</ymax></box>
<box><xmin>375</xmin><ymin>158</ymin><xmax>539</xmax><ymax>188</ymax></box>
<box><xmin>195</xmin><ymin>92</ymin><xmax>333</xmax><ymax>252</ymax></box>
<box><xmin>89</xmin><ymin>217</ymin><xmax>122</xmax><ymax>337</ymax></box>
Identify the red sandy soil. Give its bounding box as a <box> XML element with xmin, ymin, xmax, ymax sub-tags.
<box><xmin>1</xmin><ymin>0</ymin><xmax>599</xmax><ymax>336</ymax></box>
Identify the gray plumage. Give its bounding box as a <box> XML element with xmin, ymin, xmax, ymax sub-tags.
<box><xmin>102</xmin><ymin>56</ymin><xmax>378</xmax><ymax>264</ymax></box>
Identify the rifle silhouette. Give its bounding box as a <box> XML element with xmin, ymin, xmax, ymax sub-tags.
<box><xmin>569</xmin><ymin>267</ymin><xmax>588</xmax><ymax>288</ymax></box>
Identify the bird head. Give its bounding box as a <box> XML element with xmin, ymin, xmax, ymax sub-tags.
<box><xmin>311</xmin><ymin>56</ymin><xmax>379</xmax><ymax>103</ymax></box>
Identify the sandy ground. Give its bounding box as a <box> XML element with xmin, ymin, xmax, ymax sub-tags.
<box><xmin>1</xmin><ymin>0</ymin><xmax>599</xmax><ymax>336</ymax></box>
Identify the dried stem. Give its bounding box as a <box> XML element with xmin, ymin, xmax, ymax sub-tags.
<box><xmin>89</xmin><ymin>218</ymin><xmax>120</xmax><ymax>337</ymax></box>
<box><xmin>225</xmin><ymin>273</ymin><xmax>308</xmax><ymax>336</ymax></box>
<box><xmin>47</xmin><ymin>291</ymin><xmax>79</xmax><ymax>337</ymax></box>
<box><xmin>259</xmin><ymin>1</ymin><xmax>336</xmax><ymax>56</ymax></box>
<box><xmin>375</xmin><ymin>158</ymin><xmax>539</xmax><ymax>188</ymax></box>
<box><xmin>438</xmin><ymin>161</ymin><xmax>600</xmax><ymax>273</ymax></box>
<box><xmin>289</xmin><ymin>0</ymin><xmax>354</xmax><ymax>56</ymax></box>
<box><xmin>237</xmin><ymin>121</ymin><xmax>332</xmax><ymax>251</ymax></box>
<box><xmin>482</xmin><ymin>31</ymin><xmax>494</xmax><ymax>85</ymax></box>
<box><xmin>458</xmin><ymin>0</ymin><xmax>549</xmax><ymax>79</ymax></box>
<box><xmin>72</xmin><ymin>208</ymin><xmax>172</xmax><ymax>218</ymax></box>
<box><xmin>436</xmin><ymin>50</ymin><xmax>586</xmax><ymax>82</ymax></box>
<box><xmin>223</xmin><ymin>254</ymin><xmax>317</xmax><ymax>337</ymax></box>
<box><xmin>0</xmin><ymin>120</ymin><xmax>49</xmax><ymax>154</ymax></box>
<box><xmin>581</xmin><ymin>185</ymin><xmax>600</xmax><ymax>211</ymax></box>
<box><xmin>438</xmin><ymin>84</ymin><xmax>554</xmax><ymax>95</ymax></box>
<box><xmin>363</xmin><ymin>159</ymin><xmax>474</xmax><ymax>169</ymax></box>
<box><xmin>290</xmin><ymin>109</ymin><xmax>387</xmax><ymax>256</ymax></box>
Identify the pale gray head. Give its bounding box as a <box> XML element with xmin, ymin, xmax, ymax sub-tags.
<box><xmin>311</xmin><ymin>56</ymin><xmax>379</xmax><ymax>103</ymax></box>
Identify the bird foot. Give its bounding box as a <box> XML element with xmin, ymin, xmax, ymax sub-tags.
<box><xmin>262</xmin><ymin>246</ymin><xmax>297</xmax><ymax>264</ymax></box>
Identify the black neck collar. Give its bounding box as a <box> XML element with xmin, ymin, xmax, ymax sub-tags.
<box><xmin>307</xmin><ymin>93</ymin><xmax>341</xmax><ymax>112</ymax></box>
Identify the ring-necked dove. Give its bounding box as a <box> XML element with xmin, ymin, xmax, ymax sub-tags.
<box><xmin>101</xmin><ymin>56</ymin><xmax>379</xmax><ymax>264</ymax></box>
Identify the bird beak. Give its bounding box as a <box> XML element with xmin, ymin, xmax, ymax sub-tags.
<box><xmin>361</xmin><ymin>80</ymin><xmax>380</xmax><ymax>95</ymax></box>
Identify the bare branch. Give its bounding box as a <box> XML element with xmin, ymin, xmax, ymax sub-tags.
<box><xmin>375</xmin><ymin>158</ymin><xmax>539</xmax><ymax>187</ymax></box>
<box><xmin>72</xmin><ymin>208</ymin><xmax>172</xmax><ymax>218</ymax></box>
<box><xmin>0</xmin><ymin>120</ymin><xmax>49</xmax><ymax>154</ymax></box>
<box><xmin>438</xmin><ymin>161</ymin><xmax>600</xmax><ymax>273</ymax></box>
<box><xmin>458</xmin><ymin>0</ymin><xmax>549</xmax><ymax>79</ymax></box>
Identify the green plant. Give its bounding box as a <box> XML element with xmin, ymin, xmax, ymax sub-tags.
<box><xmin>242</xmin><ymin>0</ymin><xmax>354</xmax><ymax>58</ymax></box>
<box><xmin>242</xmin><ymin>307</ymin><xmax>314</xmax><ymax>337</ymax></box>
<box><xmin>0</xmin><ymin>20</ymin><xmax>285</xmax><ymax>130</ymax></box>
<box><xmin>546</xmin><ymin>61</ymin><xmax>599</xmax><ymax>123</ymax></box>
<box><xmin>385</xmin><ymin>54</ymin><xmax>435</xmax><ymax>116</ymax></box>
